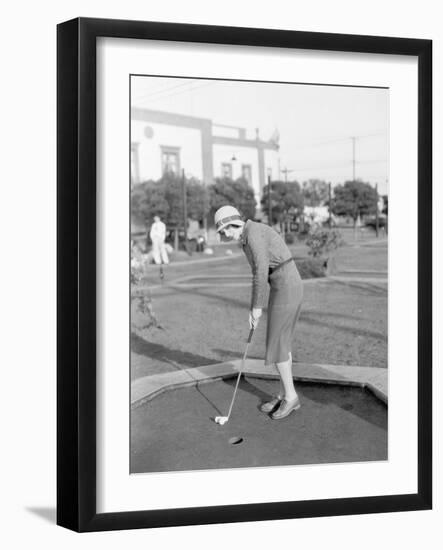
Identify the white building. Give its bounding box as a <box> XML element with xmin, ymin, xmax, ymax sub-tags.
<box><xmin>131</xmin><ymin>108</ymin><xmax>280</xmax><ymax>207</ymax></box>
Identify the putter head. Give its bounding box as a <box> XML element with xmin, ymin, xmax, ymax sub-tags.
<box><xmin>214</xmin><ymin>416</ymin><xmax>228</xmax><ymax>425</ymax></box>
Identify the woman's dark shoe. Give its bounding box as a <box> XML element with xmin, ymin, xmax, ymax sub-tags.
<box><xmin>271</xmin><ymin>396</ymin><xmax>301</xmax><ymax>420</ymax></box>
<box><xmin>260</xmin><ymin>396</ymin><xmax>282</xmax><ymax>413</ymax></box>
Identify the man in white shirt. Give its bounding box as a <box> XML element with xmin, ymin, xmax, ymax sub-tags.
<box><xmin>149</xmin><ymin>215</ymin><xmax>169</xmax><ymax>265</ymax></box>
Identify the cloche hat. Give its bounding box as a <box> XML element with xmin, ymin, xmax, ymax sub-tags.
<box><xmin>214</xmin><ymin>205</ymin><xmax>244</xmax><ymax>233</ymax></box>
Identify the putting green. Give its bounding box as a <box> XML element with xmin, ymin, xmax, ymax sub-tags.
<box><xmin>131</xmin><ymin>377</ymin><xmax>387</xmax><ymax>474</ymax></box>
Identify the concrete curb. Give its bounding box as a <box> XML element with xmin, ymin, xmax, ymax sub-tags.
<box><xmin>329</xmin><ymin>276</ymin><xmax>388</xmax><ymax>284</ymax></box>
<box><xmin>131</xmin><ymin>359</ymin><xmax>387</xmax><ymax>409</ymax></box>
<box><xmin>339</xmin><ymin>269</ymin><xmax>388</xmax><ymax>275</ymax></box>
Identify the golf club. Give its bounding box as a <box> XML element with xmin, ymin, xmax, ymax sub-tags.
<box><xmin>214</xmin><ymin>327</ymin><xmax>255</xmax><ymax>425</ymax></box>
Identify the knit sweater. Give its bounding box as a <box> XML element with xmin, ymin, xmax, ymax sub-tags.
<box><xmin>240</xmin><ymin>220</ymin><xmax>293</xmax><ymax>308</ymax></box>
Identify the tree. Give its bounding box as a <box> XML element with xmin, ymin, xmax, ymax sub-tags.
<box><xmin>306</xmin><ymin>227</ymin><xmax>344</xmax><ymax>258</ymax></box>
<box><xmin>162</xmin><ymin>173</ymin><xmax>184</xmax><ymax>229</ymax></box>
<box><xmin>382</xmin><ymin>194</ymin><xmax>388</xmax><ymax>215</ymax></box>
<box><xmin>131</xmin><ymin>179</ymin><xmax>169</xmax><ymax>229</ymax></box>
<box><xmin>302</xmin><ymin>179</ymin><xmax>329</xmax><ymax>207</ymax></box>
<box><xmin>260</xmin><ymin>180</ymin><xmax>304</xmax><ymax>226</ymax></box>
<box><xmin>331</xmin><ymin>180</ymin><xmax>378</xmax><ymax>227</ymax></box>
<box><xmin>209</xmin><ymin>177</ymin><xmax>256</xmax><ymax>220</ymax></box>
<box><xmin>131</xmin><ymin>173</ymin><xmax>210</xmax><ymax>231</ymax></box>
<box><xmin>185</xmin><ymin>177</ymin><xmax>210</xmax><ymax>223</ymax></box>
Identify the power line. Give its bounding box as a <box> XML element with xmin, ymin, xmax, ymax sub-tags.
<box><xmin>289</xmin><ymin>158</ymin><xmax>387</xmax><ymax>173</ymax></box>
<box><xmin>133</xmin><ymin>81</ymin><xmax>216</xmax><ymax>105</ymax></box>
<box><xmin>354</xmin><ymin>132</ymin><xmax>387</xmax><ymax>140</ymax></box>
<box><xmin>132</xmin><ymin>80</ymin><xmax>201</xmax><ymax>102</ymax></box>
<box><xmin>356</xmin><ymin>159</ymin><xmax>388</xmax><ymax>165</ymax></box>
<box><xmin>290</xmin><ymin>132</ymin><xmax>386</xmax><ymax>150</ymax></box>
<box><xmin>291</xmin><ymin>163</ymin><xmax>352</xmax><ymax>173</ymax></box>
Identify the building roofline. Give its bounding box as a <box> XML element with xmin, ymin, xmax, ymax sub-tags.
<box><xmin>131</xmin><ymin>107</ymin><xmax>212</xmax><ymax>130</ymax></box>
<box><xmin>132</xmin><ymin>107</ymin><xmax>278</xmax><ymax>150</ymax></box>
<box><xmin>212</xmin><ymin>135</ymin><xmax>279</xmax><ymax>151</ymax></box>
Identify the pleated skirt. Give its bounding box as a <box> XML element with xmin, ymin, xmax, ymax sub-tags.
<box><xmin>264</xmin><ymin>261</ymin><xmax>303</xmax><ymax>366</ymax></box>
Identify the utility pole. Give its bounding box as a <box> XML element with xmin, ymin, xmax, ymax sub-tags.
<box><xmin>268</xmin><ymin>174</ymin><xmax>272</xmax><ymax>226</ymax></box>
<box><xmin>203</xmin><ymin>185</ymin><xmax>208</xmax><ymax>237</ymax></box>
<box><xmin>182</xmin><ymin>169</ymin><xmax>189</xmax><ymax>254</ymax></box>
<box><xmin>351</xmin><ymin>136</ymin><xmax>356</xmax><ymax>181</ymax></box>
<box><xmin>328</xmin><ymin>182</ymin><xmax>332</xmax><ymax>228</ymax></box>
<box><xmin>375</xmin><ymin>182</ymin><xmax>379</xmax><ymax>238</ymax></box>
<box><xmin>281</xmin><ymin>167</ymin><xmax>293</xmax><ymax>183</ymax></box>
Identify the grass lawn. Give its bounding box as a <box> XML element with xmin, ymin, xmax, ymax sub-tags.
<box><xmin>132</xmin><ymin>277</ymin><xmax>387</xmax><ymax>381</ymax></box>
<box><xmin>132</xmin><ymin>240</ymin><xmax>387</xmax><ymax>380</ymax></box>
<box><xmin>334</xmin><ymin>243</ymin><xmax>388</xmax><ymax>272</ymax></box>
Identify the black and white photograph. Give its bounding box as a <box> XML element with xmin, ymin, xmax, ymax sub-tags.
<box><xmin>0</xmin><ymin>0</ymin><xmax>438</xmax><ymax>543</ymax></box>
<box><xmin>130</xmin><ymin>75</ymin><xmax>389</xmax><ymax>474</ymax></box>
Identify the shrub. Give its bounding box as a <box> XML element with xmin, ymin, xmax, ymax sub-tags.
<box><xmin>294</xmin><ymin>257</ymin><xmax>327</xmax><ymax>279</ymax></box>
<box><xmin>306</xmin><ymin>227</ymin><xmax>344</xmax><ymax>258</ymax></box>
<box><xmin>131</xmin><ymin>246</ymin><xmax>161</xmax><ymax>329</ymax></box>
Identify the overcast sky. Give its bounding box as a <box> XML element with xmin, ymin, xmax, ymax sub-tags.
<box><xmin>132</xmin><ymin>76</ymin><xmax>389</xmax><ymax>195</ymax></box>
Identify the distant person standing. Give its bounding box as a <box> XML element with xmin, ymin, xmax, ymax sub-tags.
<box><xmin>150</xmin><ymin>215</ymin><xmax>169</xmax><ymax>266</ymax></box>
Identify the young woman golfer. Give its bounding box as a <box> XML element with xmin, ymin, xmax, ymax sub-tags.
<box><xmin>214</xmin><ymin>205</ymin><xmax>304</xmax><ymax>420</ymax></box>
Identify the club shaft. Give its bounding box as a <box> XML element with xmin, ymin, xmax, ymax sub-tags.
<box><xmin>225</xmin><ymin>337</ymin><xmax>252</xmax><ymax>419</ymax></box>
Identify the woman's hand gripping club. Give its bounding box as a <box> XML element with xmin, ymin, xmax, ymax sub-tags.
<box><xmin>249</xmin><ymin>308</ymin><xmax>262</xmax><ymax>330</ymax></box>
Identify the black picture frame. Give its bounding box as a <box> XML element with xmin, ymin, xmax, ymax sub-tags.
<box><xmin>57</xmin><ymin>17</ymin><xmax>432</xmax><ymax>532</ymax></box>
